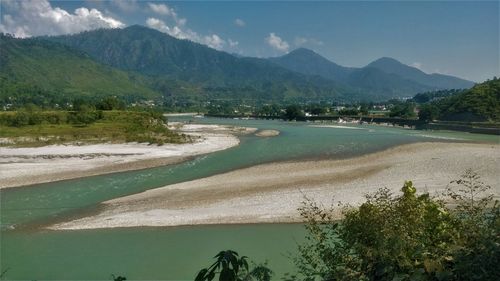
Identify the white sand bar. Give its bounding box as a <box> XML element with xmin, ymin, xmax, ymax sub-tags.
<box><xmin>50</xmin><ymin>142</ymin><xmax>500</xmax><ymax>230</ymax></box>
<box><xmin>0</xmin><ymin>124</ymin><xmax>242</xmax><ymax>189</ymax></box>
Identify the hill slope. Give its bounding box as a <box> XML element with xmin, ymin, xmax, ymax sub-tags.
<box><xmin>270</xmin><ymin>49</ymin><xmax>475</xmax><ymax>97</ymax></box>
<box><xmin>346</xmin><ymin>67</ymin><xmax>434</xmax><ymax>96</ymax></box>
<box><xmin>366</xmin><ymin>57</ymin><xmax>474</xmax><ymax>89</ymax></box>
<box><xmin>2</xmin><ymin>25</ymin><xmax>477</xmax><ymax>104</ymax></box>
<box><xmin>46</xmin><ymin>25</ymin><xmax>355</xmax><ymax>102</ymax></box>
<box><xmin>269</xmin><ymin>48</ymin><xmax>354</xmax><ymax>82</ymax></box>
<box><xmin>0</xmin><ymin>34</ymin><xmax>159</xmax><ymax>105</ymax></box>
<box><xmin>434</xmin><ymin>78</ymin><xmax>500</xmax><ymax>121</ymax></box>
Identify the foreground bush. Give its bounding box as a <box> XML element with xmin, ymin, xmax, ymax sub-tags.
<box><xmin>293</xmin><ymin>169</ymin><xmax>499</xmax><ymax>281</ymax></box>
<box><xmin>195</xmin><ymin>250</ymin><xmax>272</xmax><ymax>281</ymax></box>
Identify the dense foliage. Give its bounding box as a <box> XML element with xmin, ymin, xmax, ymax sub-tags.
<box><xmin>411</xmin><ymin>89</ymin><xmax>463</xmax><ymax>104</ymax></box>
<box><xmin>411</xmin><ymin>78</ymin><xmax>500</xmax><ymax>122</ymax></box>
<box><xmin>46</xmin><ymin>26</ymin><xmax>355</xmax><ymax>103</ymax></box>
<box><xmin>0</xmin><ymin>26</ymin><xmax>478</xmax><ymax>108</ymax></box>
<box><xmin>0</xmin><ymin>34</ymin><xmax>159</xmax><ymax>107</ymax></box>
<box><xmin>292</xmin><ymin>170</ymin><xmax>499</xmax><ymax>281</ymax></box>
<box><xmin>0</xmin><ymin>108</ymin><xmax>184</xmax><ymax>146</ymax></box>
<box><xmin>389</xmin><ymin>101</ymin><xmax>416</xmax><ymax>118</ymax></box>
<box><xmin>433</xmin><ymin>78</ymin><xmax>500</xmax><ymax>122</ymax></box>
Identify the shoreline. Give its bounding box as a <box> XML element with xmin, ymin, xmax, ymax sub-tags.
<box><xmin>49</xmin><ymin>141</ymin><xmax>500</xmax><ymax>230</ymax></box>
<box><xmin>0</xmin><ymin>124</ymin><xmax>248</xmax><ymax>189</ymax></box>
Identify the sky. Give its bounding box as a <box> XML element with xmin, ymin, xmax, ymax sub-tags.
<box><xmin>0</xmin><ymin>0</ymin><xmax>498</xmax><ymax>82</ymax></box>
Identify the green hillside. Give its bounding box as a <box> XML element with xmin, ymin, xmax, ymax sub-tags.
<box><xmin>366</xmin><ymin>57</ymin><xmax>474</xmax><ymax>89</ymax></box>
<box><xmin>434</xmin><ymin>77</ymin><xmax>500</xmax><ymax>122</ymax></box>
<box><xmin>0</xmin><ymin>34</ymin><xmax>159</xmax><ymax>107</ymax></box>
<box><xmin>269</xmin><ymin>49</ymin><xmax>474</xmax><ymax>98</ymax></box>
<box><xmin>46</xmin><ymin>26</ymin><xmax>358</xmax><ymax>102</ymax></box>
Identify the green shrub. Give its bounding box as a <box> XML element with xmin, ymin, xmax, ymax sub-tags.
<box><xmin>293</xmin><ymin>170</ymin><xmax>499</xmax><ymax>281</ymax></box>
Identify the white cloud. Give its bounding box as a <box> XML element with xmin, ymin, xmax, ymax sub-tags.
<box><xmin>0</xmin><ymin>0</ymin><xmax>124</xmax><ymax>38</ymax></box>
<box><xmin>411</xmin><ymin>62</ymin><xmax>423</xmax><ymax>70</ymax></box>
<box><xmin>433</xmin><ymin>68</ymin><xmax>450</xmax><ymax>75</ymax></box>
<box><xmin>145</xmin><ymin>3</ymin><xmax>239</xmax><ymax>52</ymax></box>
<box><xmin>111</xmin><ymin>0</ymin><xmax>138</xmax><ymax>12</ymax></box>
<box><xmin>266</xmin><ymin>32</ymin><xmax>289</xmax><ymax>52</ymax></box>
<box><xmin>148</xmin><ymin>3</ymin><xmax>174</xmax><ymax>16</ymax></box>
<box><xmin>146</xmin><ymin>17</ymin><xmax>227</xmax><ymax>50</ymax></box>
<box><xmin>1</xmin><ymin>0</ymin><xmax>20</xmax><ymax>9</ymax></box>
<box><xmin>204</xmin><ymin>34</ymin><xmax>225</xmax><ymax>49</ymax></box>
<box><xmin>146</xmin><ymin>17</ymin><xmax>194</xmax><ymax>40</ymax></box>
<box><xmin>234</xmin><ymin>18</ymin><xmax>245</xmax><ymax>27</ymax></box>
<box><xmin>145</xmin><ymin>18</ymin><xmax>169</xmax><ymax>33</ymax></box>
<box><xmin>147</xmin><ymin>2</ymin><xmax>186</xmax><ymax>26</ymax></box>
<box><xmin>228</xmin><ymin>39</ymin><xmax>239</xmax><ymax>48</ymax></box>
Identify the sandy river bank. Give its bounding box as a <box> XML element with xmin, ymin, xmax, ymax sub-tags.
<box><xmin>0</xmin><ymin>124</ymin><xmax>252</xmax><ymax>189</ymax></box>
<box><xmin>49</xmin><ymin>142</ymin><xmax>499</xmax><ymax>230</ymax></box>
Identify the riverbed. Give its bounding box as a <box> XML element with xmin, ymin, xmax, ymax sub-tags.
<box><xmin>1</xmin><ymin>117</ymin><xmax>498</xmax><ymax>280</ymax></box>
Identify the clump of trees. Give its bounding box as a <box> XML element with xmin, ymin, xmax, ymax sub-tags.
<box><xmin>0</xmin><ymin>102</ymin><xmax>104</xmax><ymax>127</ymax></box>
<box><xmin>284</xmin><ymin>105</ymin><xmax>304</xmax><ymax>120</ymax></box>
<box><xmin>412</xmin><ymin>89</ymin><xmax>463</xmax><ymax>104</ymax></box>
<box><xmin>292</xmin><ymin>169</ymin><xmax>499</xmax><ymax>281</ymax></box>
<box><xmin>415</xmin><ymin>78</ymin><xmax>500</xmax><ymax>123</ymax></box>
<box><xmin>0</xmin><ymin>97</ymin><xmax>129</xmax><ymax>128</ymax></box>
<box><xmin>388</xmin><ymin>101</ymin><xmax>416</xmax><ymax>119</ymax></box>
<box><xmin>417</xmin><ymin>104</ymin><xmax>440</xmax><ymax>123</ymax></box>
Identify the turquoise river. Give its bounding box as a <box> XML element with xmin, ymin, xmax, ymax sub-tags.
<box><xmin>1</xmin><ymin>117</ymin><xmax>498</xmax><ymax>280</ymax></box>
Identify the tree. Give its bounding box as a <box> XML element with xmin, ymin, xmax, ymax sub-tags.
<box><xmin>418</xmin><ymin>104</ymin><xmax>439</xmax><ymax>122</ymax></box>
<box><xmin>97</xmin><ymin>96</ymin><xmax>126</xmax><ymax>110</ymax></box>
<box><xmin>195</xmin><ymin>250</ymin><xmax>273</xmax><ymax>281</ymax></box>
<box><xmin>72</xmin><ymin>99</ymin><xmax>94</xmax><ymax>112</ymax></box>
<box><xmin>310</xmin><ymin>106</ymin><xmax>327</xmax><ymax>116</ymax></box>
<box><xmin>293</xmin><ymin>171</ymin><xmax>499</xmax><ymax>281</ymax></box>
<box><xmin>284</xmin><ymin>105</ymin><xmax>304</xmax><ymax>120</ymax></box>
<box><xmin>389</xmin><ymin>102</ymin><xmax>416</xmax><ymax>118</ymax></box>
<box><xmin>359</xmin><ymin>104</ymin><xmax>369</xmax><ymax>116</ymax></box>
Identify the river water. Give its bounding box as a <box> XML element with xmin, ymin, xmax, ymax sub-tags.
<box><xmin>1</xmin><ymin>117</ymin><xmax>497</xmax><ymax>280</ymax></box>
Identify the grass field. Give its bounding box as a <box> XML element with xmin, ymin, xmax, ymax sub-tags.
<box><xmin>0</xmin><ymin>110</ymin><xmax>186</xmax><ymax>147</ymax></box>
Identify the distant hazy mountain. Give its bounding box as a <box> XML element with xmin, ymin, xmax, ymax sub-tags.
<box><xmin>366</xmin><ymin>57</ymin><xmax>475</xmax><ymax>89</ymax></box>
<box><xmin>45</xmin><ymin>25</ymin><xmax>352</xmax><ymax>101</ymax></box>
<box><xmin>0</xmin><ymin>34</ymin><xmax>159</xmax><ymax>103</ymax></box>
<box><xmin>269</xmin><ymin>48</ymin><xmax>355</xmax><ymax>82</ymax></box>
<box><xmin>346</xmin><ymin>67</ymin><xmax>435</xmax><ymax>96</ymax></box>
<box><xmin>269</xmin><ymin>48</ymin><xmax>475</xmax><ymax>97</ymax></box>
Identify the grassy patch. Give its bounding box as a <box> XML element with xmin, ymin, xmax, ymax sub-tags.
<box><xmin>0</xmin><ymin>110</ymin><xmax>187</xmax><ymax>147</ymax></box>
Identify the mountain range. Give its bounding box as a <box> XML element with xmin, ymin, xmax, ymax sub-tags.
<box><xmin>1</xmin><ymin>25</ymin><xmax>475</xmax><ymax>104</ymax></box>
<box><xmin>270</xmin><ymin>48</ymin><xmax>474</xmax><ymax>96</ymax></box>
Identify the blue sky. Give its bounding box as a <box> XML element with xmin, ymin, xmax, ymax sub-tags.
<box><xmin>1</xmin><ymin>0</ymin><xmax>498</xmax><ymax>82</ymax></box>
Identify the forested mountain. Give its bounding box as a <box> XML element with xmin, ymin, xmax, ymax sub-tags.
<box><xmin>269</xmin><ymin>48</ymin><xmax>355</xmax><ymax>82</ymax></box>
<box><xmin>1</xmin><ymin>25</ymin><xmax>478</xmax><ymax>105</ymax></box>
<box><xmin>0</xmin><ymin>34</ymin><xmax>159</xmax><ymax>106</ymax></box>
<box><xmin>45</xmin><ymin>25</ymin><xmax>354</xmax><ymax>102</ymax></box>
<box><xmin>346</xmin><ymin>67</ymin><xmax>435</xmax><ymax>96</ymax></box>
<box><xmin>366</xmin><ymin>57</ymin><xmax>475</xmax><ymax>89</ymax></box>
<box><xmin>270</xmin><ymin>49</ymin><xmax>475</xmax><ymax>96</ymax></box>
